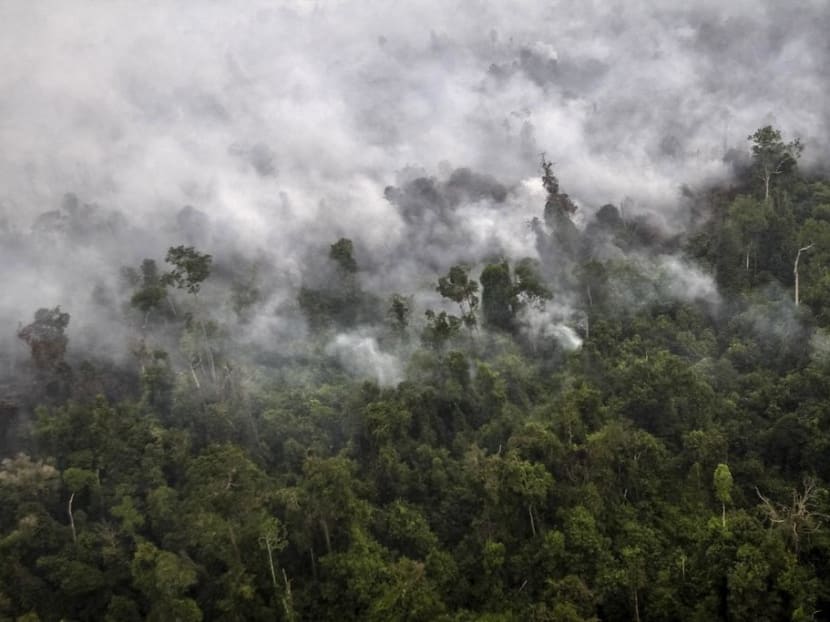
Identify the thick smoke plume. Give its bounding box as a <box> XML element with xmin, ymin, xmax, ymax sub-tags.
<box><xmin>1</xmin><ymin>1</ymin><xmax>829</xmax><ymax>381</ymax></box>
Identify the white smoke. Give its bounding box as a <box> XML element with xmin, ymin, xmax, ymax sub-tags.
<box><xmin>518</xmin><ymin>302</ymin><xmax>584</xmax><ymax>351</ymax></box>
<box><xmin>325</xmin><ymin>332</ymin><xmax>403</xmax><ymax>386</ymax></box>
<box><xmin>0</xmin><ymin>0</ymin><xmax>827</xmax><ymax>361</ymax></box>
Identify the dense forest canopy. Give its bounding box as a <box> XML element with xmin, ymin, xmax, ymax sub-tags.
<box><xmin>4</xmin><ymin>2</ymin><xmax>830</xmax><ymax>621</ymax></box>
<box><xmin>4</xmin><ymin>128</ymin><xmax>830</xmax><ymax>620</ymax></box>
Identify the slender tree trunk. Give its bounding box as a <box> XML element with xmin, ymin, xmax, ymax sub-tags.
<box><xmin>795</xmin><ymin>269</ymin><xmax>800</xmax><ymax>306</ymax></box>
<box><xmin>528</xmin><ymin>504</ymin><xmax>537</xmax><ymax>537</ymax></box>
<box><xmin>199</xmin><ymin>318</ymin><xmax>217</xmax><ymax>385</ymax></box>
<box><xmin>282</xmin><ymin>568</ymin><xmax>296</xmax><ymax>622</ymax></box>
<box><xmin>633</xmin><ymin>587</ymin><xmax>641</xmax><ymax>622</ymax></box>
<box><xmin>722</xmin><ymin>501</ymin><xmax>726</xmax><ymax>528</ymax></box>
<box><xmin>309</xmin><ymin>546</ymin><xmax>317</xmax><ymax>581</ymax></box>
<box><xmin>68</xmin><ymin>492</ymin><xmax>77</xmax><ymax>543</ymax></box>
<box><xmin>321</xmin><ymin>518</ymin><xmax>332</xmax><ymax>554</ymax></box>
<box><xmin>265</xmin><ymin>541</ymin><xmax>278</xmax><ymax>592</ymax></box>
<box><xmin>764</xmin><ymin>173</ymin><xmax>770</xmax><ymax>203</ymax></box>
<box><xmin>794</xmin><ymin>243</ymin><xmax>814</xmax><ymax>306</ymax></box>
<box><xmin>247</xmin><ymin>407</ymin><xmax>261</xmax><ymax>447</ymax></box>
<box><xmin>189</xmin><ymin>363</ymin><xmax>201</xmax><ymax>390</ymax></box>
<box><xmin>166</xmin><ymin>295</ymin><xmax>178</xmax><ymax>317</ymax></box>
<box><xmin>228</xmin><ymin>524</ymin><xmax>242</xmax><ymax>566</ymax></box>
<box><xmin>192</xmin><ymin>293</ymin><xmax>217</xmax><ymax>385</ymax></box>
<box><xmin>225</xmin><ymin>364</ymin><xmax>261</xmax><ymax>446</ymax></box>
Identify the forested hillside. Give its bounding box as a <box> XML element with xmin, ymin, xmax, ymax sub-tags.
<box><xmin>2</xmin><ymin>126</ymin><xmax>830</xmax><ymax>621</ymax></box>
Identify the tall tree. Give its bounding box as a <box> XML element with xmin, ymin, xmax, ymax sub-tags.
<box><xmin>727</xmin><ymin>196</ymin><xmax>769</xmax><ymax>273</ymax></box>
<box><xmin>437</xmin><ymin>265</ymin><xmax>479</xmax><ymax>331</ymax></box>
<box><xmin>479</xmin><ymin>261</ymin><xmax>515</xmax><ymax>331</ymax></box>
<box><xmin>541</xmin><ymin>156</ymin><xmax>577</xmax><ymax>220</ymax></box>
<box><xmin>748</xmin><ymin>126</ymin><xmax>803</xmax><ymax>203</ymax></box>
<box><xmin>386</xmin><ymin>294</ymin><xmax>412</xmax><ymax>343</ymax></box>
<box><xmin>162</xmin><ymin>245</ymin><xmax>217</xmax><ymax>385</ymax></box>
<box><xmin>479</xmin><ymin>258</ymin><xmax>553</xmax><ymax>332</ymax></box>
<box><xmin>793</xmin><ymin>243</ymin><xmax>814</xmax><ymax>305</ymax></box>
<box><xmin>713</xmin><ymin>463</ymin><xmax>733</xmax><ymax>528</ymax></box>
<box><xmin>330</xmin><ymin>238</ymin><xmax>359</xmax><ymax>274</ymax></box>
<box><xmin>17</xmin><ymin>307</ymin><xmax>70</xmax><ymax>371</ymax></box>
<box><xmin>162</xmin><ymin>246</ymin><xmax>212</xmax><ymax>295</ymax></box>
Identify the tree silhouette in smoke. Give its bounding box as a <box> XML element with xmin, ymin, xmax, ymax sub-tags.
<box><xmin>17</xmin><ymin>307</ymin><xmax>70</xmax><ymax>371</ymax></box>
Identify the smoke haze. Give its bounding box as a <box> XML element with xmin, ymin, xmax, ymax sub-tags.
<box><xmin>2</xmin><ymin>1</ymin><xmax>829</xmax><ymax>379</ymax></box>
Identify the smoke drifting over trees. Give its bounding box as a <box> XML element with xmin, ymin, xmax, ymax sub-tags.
<box><xmin>1</xmin><ymin>0</ymin><xmax>829</xmax><ymax>349</ymax></box>
<box><xmin>4</xmin><ymin>2</ymin><xmax>830</xmax><ymax>620</ymax></box>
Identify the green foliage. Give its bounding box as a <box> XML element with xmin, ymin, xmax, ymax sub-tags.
<box><xmin>514</xmin><ymin>257</ymin><xmax>552</xmax><ymax>302</ymax></box>
<box><xmin>11</xmin><ymin>158</ymin><xmax>830</xmax><ymax>621</ymax></box>
<box><xmin>387</xmin><ymin>293</ymin><xmax>412</xmax><ymax>342</ymax></box>
<box><xmin>129</xmin><ymin>259</ymin><xmax>167</xmax><ymax>314</ymax></box>
<box><xmin>714</xmin><ymin>463</ymin><xmax>734</xmax><ymax>528</ymax></box>
<box><xmin>17</xmin><ymin>307</ymin><xmax>70</xmax><ymax>371</ymax></box>
<box><xmin>422</xmin><ymin>310</ymin><xmax>463</xmax><ymax>349</ymax></box>
<box><xmin>437</xmin><ymin>264</ymin><xmax>480</xmax><ymax>329</ymax></box>
<box><xmin>480</xmin><ymin>259</ymin><xmax>553</xmax><ymax>332</ymax></box>
<box><xmin>298</xmin><ymin>238</ymin><xmax>380</xmax><ymax>331</ymax></box>
<box><xmin>162</xmin><ymin>245</ymin><xmax>213</xmax><ymax>295</ymax></box>
<box><xmin>542</xmin><ymin>156</ymin><xmax>577</xmax><ymax>220</ymax></box>
<box><xmin>713</xmin><ymin>464</ymin><xmax>733</xmax><ymax>505</ymax></box>
<box><xmin>62</xmin><ymin>467</ymin><xmax>98</xmax><ymax>493</ymax></box>
<box><xmin>748</xmin><ymin>125</ymin><xmax>803</xmax><ymax>201</ymax></box>
<box><xmin>480</xmin><ymin>261</ymin><xmax>516</xmax><ymax>331</ymax></box>
<box><xmin>330</xmin><ymin>238</ymin><xmax>359</xmax><ymax>273</ymax></box>
<box><xmin>230</xmin><ymin>263</ymin><xmax>262</xmax><ymax>321</ymax></box>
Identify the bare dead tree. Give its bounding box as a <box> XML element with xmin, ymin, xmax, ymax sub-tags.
<box><xmin>756</xmin><ymin>477</ymin><xmax>828</xmax><ymax>555</ymax></box>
